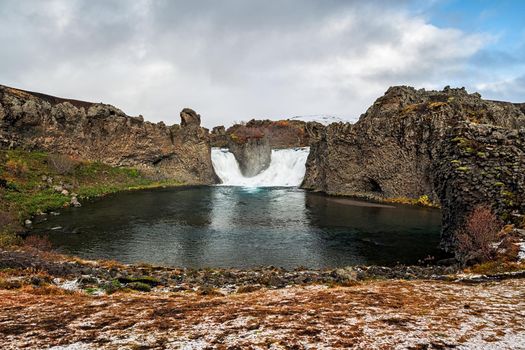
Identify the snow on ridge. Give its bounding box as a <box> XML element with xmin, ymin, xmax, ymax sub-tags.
<box><xmin>288</xmin><ymin>115</ymin><xmax>347</xmax><ymax>125</ymax></box>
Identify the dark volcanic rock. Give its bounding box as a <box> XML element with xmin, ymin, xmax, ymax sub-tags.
<box><xmin>228</xmin><ymin>136</ymin><xmax>271</xmax><ymax>177</ymax></box>
<box><xmin>301</xmin><ymin>85</ymin><xmax>525</xmax><ymax>249</ymax></box>
<box><xmin>0</xmin><ymin>85</ymin><xmax>219</xmax><ymax>185</ymax></box>
<box><xmin>301</xmin><ymin>86</ymin><xmax>525</xmax><ymax>202</ymax></box>
<box><xmin>212</xmin><ymin>119</ymin><xmax>315</xmax><ymax>148</ymax></box>
<box><xmin>180</xmin><ymin>108</ymin><xmax>201</xmax><ymax>127</ymax></box>
<box><xmin>210</xmin><ymin>125</ymin><xmax>228</xmax><ymax>148</ymax></box>
<box><xmin>433</xmin><ymin>123</ymin><xmax>525</xmax><ymax>248</ymax></box>
<box><xmin>0</xmin><ymin>249</ymin><xmax>461</xmax><ymax>292</ymax></box>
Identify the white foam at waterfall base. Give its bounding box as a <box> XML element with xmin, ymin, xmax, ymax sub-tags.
<box><xmin>211</xmin><ymin>147</ymin><xmax>309</xmax><ymax>187</ymax></box>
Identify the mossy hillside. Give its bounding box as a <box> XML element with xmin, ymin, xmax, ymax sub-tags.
<box><xmin>0</xmin><ymin>149</ymin><xmax>183</xmax><ymax>232</ymax></box>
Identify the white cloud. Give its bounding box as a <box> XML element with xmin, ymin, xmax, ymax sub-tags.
<box><xmin>475</xmin><ymin>75</ymin><xmax>525</xmax><ymax>99</ymax></box>
<box><xmin>0</xmin><ymin>0</ymin><xmax>494</xmax><ymax>127</ymax></box>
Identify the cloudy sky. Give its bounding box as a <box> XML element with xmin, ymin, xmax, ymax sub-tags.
<box><xmin>1</xmin><ymin>0</ymin><xmax>524</xmax><ymax>127</ymax></box>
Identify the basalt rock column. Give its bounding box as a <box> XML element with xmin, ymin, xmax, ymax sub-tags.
<box><xmin>155</xmin><ymin>108</ymin><xmax>220</xmax><ymax>184</ymax></box>
<box><xmin>301</xmin><ymin>86</ymin><xmax>525</xmax><ymax>202</ymax></box>
<box><xmin>433</xmin><ymin>123</ymin><xmax>525</xmax><ymax>248</ymax></box>
<box><xmin>228</xmin><ymin>135</ymin><xmax>271</xmax><ymax>177</ymax></box>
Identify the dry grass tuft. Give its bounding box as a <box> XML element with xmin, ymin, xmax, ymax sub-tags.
<box><xmin>47</xmin><ymin>153</ymin><xmax>77</xmax><ymax>175</ymax></box>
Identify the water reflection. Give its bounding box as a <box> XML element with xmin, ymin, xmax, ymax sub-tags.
<box><xmin>304</xmin><ymin>193</ymin><xmax>442</xmax><ymax>266</ymax></box>
<box><xmin>33</xmin><ymin>187</ymin><xmax>443</xmax><ymax>269</ymax></box>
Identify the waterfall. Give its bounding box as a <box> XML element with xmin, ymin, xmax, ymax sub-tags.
<box><xmin>211</xmin><ymin>147</ymin><xmax>309</xmax><ymax>187</ymax></box>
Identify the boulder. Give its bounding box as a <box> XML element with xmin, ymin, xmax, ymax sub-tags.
<box><xmin>70</xmin><ymin>196</ymin><xmax>81</xmax><ymax>208</ymax></box>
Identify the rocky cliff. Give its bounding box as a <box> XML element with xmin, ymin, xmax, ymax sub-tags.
<box><xmin>211</xmin><ymin>119</ymin><xmax>314</xmax><ymax>149</ymax></box>
<box><xmin>302</xmin><ymin>86</ymin><xmax>525</xmax><ymax>201</ymax></box>
<box><xmin>433</xmin><ymin>123</ymin><xmax>525</xmax><ymax>248</ymax></box>
<box><xmin>301</xmin><ymin>86</ymin><xmax>525</xmax><ymax>246</ymax></box>
<box><xmin>0</xmin><ymin>85</ymin><xmax>219</xmax><ymax>184</ymax></box>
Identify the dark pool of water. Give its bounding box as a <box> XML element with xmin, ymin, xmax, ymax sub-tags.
<box><xmin>32</xmin><ymin>186</ymin><xmax>445</xmax><ymax>269</ymax></box>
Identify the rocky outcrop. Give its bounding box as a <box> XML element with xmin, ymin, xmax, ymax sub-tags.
<box><xmin>212</xmin><ymin>119</ymin><xmax>314</xmax><ymax>149</ymax></box>
<box><xmin>302</xmin><ymin>86</ymin><xmax>525</xmax><ymax>202</ymax></box>
<box><xmin>210</xmin><ymin>125</ymin><xmax>228</xmax><ymax>148</ymax></box>
<box><xmin>180</xmin><ymin>108</ymin><xmax>201</xmax><ymax>127</ymax></box>
<box><xmin>228</xmin><ymin>136</ymin><xmax>271</xmax><ymax>177</ymax></box>
<box><xmin>433</xmin><ymin>123</ymin><xmax>525</xmax><ymax>248</ymax></box>
<box><xmin>0</xmin><ymin>85</ymin><xmax>219</xmax><ymax>184</ymax></box>
<box><xmin>155</xmin><ymin>109</ymin><xmax>220</xmax><ymax>184</ymax></box>
<box><xmin>301</xmin><ymin>86</ymin><xmax>525</xmax><ymax>247</ymax></box>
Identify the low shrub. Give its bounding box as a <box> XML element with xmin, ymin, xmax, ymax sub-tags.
<box><xmin>275</xmin><ymin>120</ymin><xmax>290</xmax><ymax>127</ymax></box>
<box><xmin>416</xmin><ymin>195</ymin><xmax>432</xmax><ymax>207</ymax></box>
<box><xmin>230</xmin><ymin>126</ymin><xmax>265</xmax><ymax>144</ymax></box>
<box><xmin>23</xmin><ymin>235</ymin><xmax>53</xmax><ymax>252</ymax></box>
<box><xmin>101</xmin><ymin>279</ymin><xmax>122</xmax><ymax>294</ymax></box>
<box><xmin>0</xmin><ymin>211</ymin><xmax>22</xmax><ymax>248</ymax></box>
<box><xmin>197</xmin><ymin>285</ymin><xmax>223</xmax><ymax>296</ymax></box>
<box><xmin>0</xmin><ymin>232</ymin><xmax>22</xmax><ymax>248</ymax></box>
<box><xmin>0</xmin><ymin>278</ymin><xmax>22</xmax><ymax>290</ymax></box>
<box><xmin>455</xmin><ymin>206</ymin><xmax>502</xmax><ymax>265</ymax></box>
<box><xmin>47</xmin><ymin>153</ymin><xmax>77</xmax><ymax>175</ymax></box>
<box><xmin>5</xmin><ymin>159</ymin><xmax>28</xmax><ymax>178</ymax></box>
<box><xmin>468</xmin><ymin>261</ymin><xmax>525</xmax><ymax>274</ymax></box>
<box><xmin>237</xmin><ymin>285</ymin><xmax>261</xmax><ymax>293</ymax></box>
<box><xmin>118</xmin><ymin>275</ymin><xmax>161</xmax><ymax>286</ymax></box>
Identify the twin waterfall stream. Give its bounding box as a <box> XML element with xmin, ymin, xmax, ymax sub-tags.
<box><xmin>211</xmin><ymin>147</ymin><xmax>310</xmax><ymax>187</ymax></box>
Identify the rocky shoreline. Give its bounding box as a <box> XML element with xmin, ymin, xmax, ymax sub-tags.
<box><xmin>2</xmin><ymin>249</ymin><xmax>524</xmax><ymax>297</ymax></box>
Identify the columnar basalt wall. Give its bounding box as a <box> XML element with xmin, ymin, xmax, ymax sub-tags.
<box><xmin>0</xmin><ymin>85</ymin><xmax>219</xmax><ymax>185</ymax></box>
<box><xmin>301</xmin><ymin>86</ymin><xmax>525</xmax><ymax>202</ymax></box>
<box><xmin>433</xmin><ymin>123</ymin><xmax>525</xmax><ymax>248</ymax></box>
<box><xmin>301</xmin><ymin>86</ymin><xmax>525</xmax><ymax>248</ymax></box>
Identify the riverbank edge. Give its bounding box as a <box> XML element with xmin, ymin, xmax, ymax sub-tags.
<box><xmin>303</xmin><ymin>188</ymin><xmax>440</xmax><ymax>209</ymax></box>
<box><xmin>1</xmin><ymin>248</ymin><xmax>524</xmax><ymax>298</ymax></box>
<box><xmin>0</xmin><ymin>149</ymin><xmax>198</xmax><ymax>241</ymax></box>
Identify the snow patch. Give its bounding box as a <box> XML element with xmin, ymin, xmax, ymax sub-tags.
<box><xmin>518</xmin><ymin>242</ymin><xmax>525</xmax><ymax>261</ymax></box>
<box><xmin>289</xmin><ymin>115</ymin><xmax>347</xmax><ymax>125</ymax></box>
<box><xmin>53</xmin><ymin>278</ymin><xmax>80</xmax><ymax>291</ymax></box>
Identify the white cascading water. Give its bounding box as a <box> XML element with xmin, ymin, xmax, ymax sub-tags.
<box><xmin>211</xmin><ymin>147</ymin><xmax>309</xmax><ymax>187</ymax></box>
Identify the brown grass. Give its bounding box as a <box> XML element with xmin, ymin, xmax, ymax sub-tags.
<box><xmin>22</xmin><ymin>235</ymin><xmax>53</xmax><ymax>252</ymax></box>
<box><xmin>0</xmin><ymin>279</ymin><xmax>523</xmax><ymax>348</ymax></box>
<box><xmin>230</xmin><ymin>126</ymin><xmax>266</xmax><ymax>143</ymax></box>
<box><xmin>466</xmin><ymin>261</ymin><xmax>525</xmax><ymax>274</ymax></box>
<box><xmin>4</xmin><ymin>159</ymin><xmax>28</xmax><ymax>178</ymax></box>
<box><xmin>47</xmin><ymin>153</ymin><xmax>77</xmax><ymax>175</ymax></box>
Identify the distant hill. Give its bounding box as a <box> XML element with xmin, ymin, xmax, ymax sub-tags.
<box><xmin>289</xmin><ymin>115</ymin><xmax>346</xmax><ymax>125</ymax></box>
